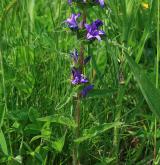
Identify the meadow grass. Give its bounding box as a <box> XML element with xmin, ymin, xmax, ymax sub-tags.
<box><xmin>0</xmin><ymin>0</ymin><xmax>160</xmax><ymax>164</ymax></box>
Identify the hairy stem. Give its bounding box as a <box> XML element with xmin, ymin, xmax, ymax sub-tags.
<box><xmin>73</xmin><ymin>7</ymin><xmax>86</xmax><ymax>165</ymax></box>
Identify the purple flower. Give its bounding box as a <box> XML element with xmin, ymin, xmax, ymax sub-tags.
<box><xmin>68</xmin><ymin>0</ymin><xmax>86</xmax><ymax>4</ymax></box>
<box><xmin>68</xmin><ymin>0</ymin><xmax>72</xmax><ymax>4</ymax></box>
<box><xmin>72</xmin><ymin>68</ymin><xmax>88</xmax><ymax>85</ymax></box>
<box><xmin>65</xmin><ymin>13</ymin><xmax>81</xmax><ymax>30</ymax></box>
<box><xmin>68</xmin><ymin>0</ymin><xmax>104</xmax><ymax>7</ymax></box>
<box><xmin>81</xmin><ymin>85</ymin><xmax>94</xmax><ymax>97</ymax></box>
<box><xmin>85</xmin><ymin>19</ymin><xmax>105</xmax><ymax>41</ymax></box>
<box><xmin>96</xmin><ymin>0</ymin><xmax>105</xmax><ymax>7</ymax></box>
<box><xmin>94</xmin><ymin>19</ymin><xmax>103</xmax><ymax>27</ymax></box>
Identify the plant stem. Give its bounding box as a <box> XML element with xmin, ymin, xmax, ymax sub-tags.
<box><xmin>73</xmin><ymin>96</ymin><xmax>81</xmax><ymax>165</ymax></box>
<box><xmin>73</xmin><ymin>7</ymin><xmax>86</xmax><ymax>165</ymax></box>
<box><xmin>0</xmin><ymin>50</ymin><xmax>12</xmax><ymax>156</ymax></box>
<box><xmin>0</xmin><ymin>8</ymin><xmax>13</xmax><ymax>155</ymax></box>
<box><xmin>154</xmin><ymin>0</ymin><xmax>160</xmax><ymax>160</ymax></box>
<box><xmin>156</xmin><ymin>0</ymin><xmax>160</xmax><ymax>89</ymax></box>
<box><xmin>113</xmin><ymin>44</ymin><xmax>125</xmax><ymax>163</ymax></box>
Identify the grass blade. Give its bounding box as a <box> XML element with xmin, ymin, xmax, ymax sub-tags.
<box><xmin>0</xmin><ymin>129</ymin><xmax>8</xmax><ymax>155</ymax></box>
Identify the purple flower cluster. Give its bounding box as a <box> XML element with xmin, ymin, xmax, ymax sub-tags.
<box><xmin>68</xmin><ymin>0</ymin><xmax>105</xmax><ymax>7</ymax></box>
<box><xmin>64</xmin><ymin>13</ymin><xmax>81</xmax><ymax>30</ymax></box>
<box><xmin>72</xmin><ymin>68</ymin><xmax>88</xmax><ymax>85</ymax></box>
<box><xmin>70</xmin><ymin>50</ymin><xmax>93</xmax><ymax>97</ymax></box>
<box><xmin>65</xmin><ymin>0</ymin><xmax>105</xmax><ymax>96</ymax></box>
<box><xmin>85</xmin><ymin>19</ymin><xmax>105</xmax><ymax>41</ymax></box>
<box><xmin>65</xmin><ymin>14</ymin><xmax>105</xmax><ymax>41</ymax></box>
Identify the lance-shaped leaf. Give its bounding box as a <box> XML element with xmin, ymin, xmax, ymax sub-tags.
<box><xmin>125</xmin><ymin>54</ymin><xmax>160</xmax><ymax>119</ymax></box>
<box><xmin>51</xmin><ymin>132</ymin><xmax>66</xmax><ymax>153</ymax></box>
<box><xmin>0</xmin><ymin>129</ymin><xmax>8</xmax><ymax>155</ymax></box>
<box><xmin>37</xmin><ymin>114</ymin><xmax>77</xmax><ymax>128</ymax></box>
<box><xmin>75</xmin><ymin>122</ymin><xmax>122</xmax><ymax>143</ymax></box>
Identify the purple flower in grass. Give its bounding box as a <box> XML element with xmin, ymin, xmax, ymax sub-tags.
<box><xmin>94</xmin><ymin>19</ymin><xmax>103</xmax><ymax>27</ymax></box>
<box><xmin>68</xmin><ymin>0</ymin><xmax>86</xmax><ymax>5</ymax></box>
<box><xmin>65</xmin><ymin>13</ymin><xmax>81</xmax><ymax>30</ymax></box>
<box><xmin>68</xmin><ymin>0</ymin><xmax>104</xmax><ymax>7</ymax></box>
<box><xmin>81</xmin><ymin>85</ymin><xmax>94</xmax><ymax>97</ymax></box>
<box><xmin>68</xmin><ymin>0</ymin><xmax>72</xmax><ymax>4</ymax></box>
<box><xmin>72</xmin><ymin>68</ymin><xmax>88</xmax><ymax>85</ymax></box>
<box><xmin>85</xmin><ymin>19</ymin><xmax>105</xmax><ymax>41</ymax></box>
<box><xmin>96</xmin><ymin>0</ymin><xmax>105</xmax><ymax>7</ymax></box>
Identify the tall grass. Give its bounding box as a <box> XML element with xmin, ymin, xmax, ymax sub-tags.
<box><xmin>0</xmin><ymin>0</ymin><xmax>160</xmax><ymax>164</ymax></box>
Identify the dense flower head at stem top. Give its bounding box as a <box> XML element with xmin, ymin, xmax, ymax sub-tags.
<box><xmin>68</xmin><ymin>0</ymin><xmax>105</xmax><ymax>7</ymax></box>
<box><xmin>65</xmin><ymin>13</ymin><xmax>81</xmax><ymax>30</ymax></box>
<box><xmin>85</xmin><ymin>19</ymin><xmax>105</xmax><ymax>41</ymax></box>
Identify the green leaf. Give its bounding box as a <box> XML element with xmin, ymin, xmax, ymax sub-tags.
<box><xmin>24</xmin><ymin>123</ymin><xmax>41</xmax><ymax>135</ymax></box>
<box><xmin>8</xmin><ymin>110</ymin><xmax>28</xmax><ymax>121</ymax></box>
<box><xmin>0</xmin><ymin>129</ymin><xmax>8</xmax><ymax>155</ymax></box>
<box><xmin>0</xmin><ymin>103</ymin><xmax>5</xmax><ymax>128</ymax></box>
<box><xmin>11</xmin><ymin>155</ymin><xmax>22</xmax><ymax>164</ymax></box>
<box><xmin>30</xmin><ymin>135</ymin><xmax>46</xmax><ymax>143</ymax></box>
<box><xmin>30</xmin><ymin>123</ymin><xmax>52</xmax><ymax>143</ymax></box>
<box><xmin>95</xmin><ymin>157</ymin><xmax>116</xmax><ymax>165</ymax></box>
<box><xmin>86</xmin><ymin>89</ymin><xmax>116</xmax><ymax>99</ymax></box>
<box><xmin>51</xmin><ymin>132</ymin><xmax>66</xmax><ymax>153</ymax></box>
<box><xmin>75</xmin><ymin>122</ymin><xmax>122</xmax><ymax>143</ymax></box>
<box><xmin>28</xmin><ymin>107</ymin><xmax>40</xmax><ymax>122</ymax></box>
<box><xmin>125</xmin><ymin>54</ymin><xmax>160</xmax><ymax>119</ymax></box>
<box><xmin>14</xmin><ymin>155</ymin><xmax>22</xmax><ymax>163</ymax></box>
<box><xmin>37</xmin><ymin>114</ymin><xmax>77</xmax><ymax>128</ymax></box>
<box><xmin>41</xmin><ymin>122</ymin><xmax>52</xmax><ymax>140</ymax></box>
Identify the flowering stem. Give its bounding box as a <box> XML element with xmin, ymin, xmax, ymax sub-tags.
<box><xmin>154</xmin><ymin>0</ymin><xmax>160</xmax><ymax>160</ymax></box>
<box><xmin>75</xmin><ymin>95</ymin><xmax>81</xmax><ymax>135</ymax></box>
<box><xmin>79</xmin><ymin>7</ymin><xmax>86</xmax><ymax>72</ymax></box>
<box><xmin>73</xmin><ymin>7</ymin><xmax>86</xmax><ymax>165</ymax></box>
<box><xmin>72</xmin><ymin>96</ymin><xmax>80</xmax><ymax>165</ymax></box>
<box><xmin>79</xmin><ymin>44</ymin><xmax>84</xmax><ymax>72</ymax></box>
<box><xmin>77</xmin><ymin>4</ymin><xmax>86</xmax><ymax>138</ymax></box>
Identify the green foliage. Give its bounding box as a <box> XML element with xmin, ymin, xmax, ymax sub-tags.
<box><xmin>0</xmin><ymin>129</ymin><xmax>8</xmax><ymax>155</ymax></box>
<box><xmin>126</xmin><ymin>54</ymin><xmax>160</xmax><ymax>119</ymax></box>
<box><xmin>37</xmin><ymin>114</ymin><xmax>77</xmax><ymax>128</ymax></box>
<box><xmin>75</xmin><ymin>122</ymin><xmax>122</xmax><ymax>143</ymax></box>
<box><xmin>0</xmin><ymin>0</ymin><xmax>159</xmax><ymax>164</ymax></box>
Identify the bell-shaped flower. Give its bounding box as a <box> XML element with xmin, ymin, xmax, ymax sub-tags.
<box><xmin>71</xmin><ymin>68</ymin><xmax>88</xmax><ymax>85</ymax></box>
<box><xmin>85</xmin><ymin>19</ymin><xmax>105</xmax><ymax>41</ymax></box>
<box><xmin>65</xmin><ymin>13</ymin><xmax>81</xmax><ymax>30</ymax></box>
<box><xmin>96</xmin><ymin>0</ymin><xmax>105</xmax><ymax>7</ymax></box>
